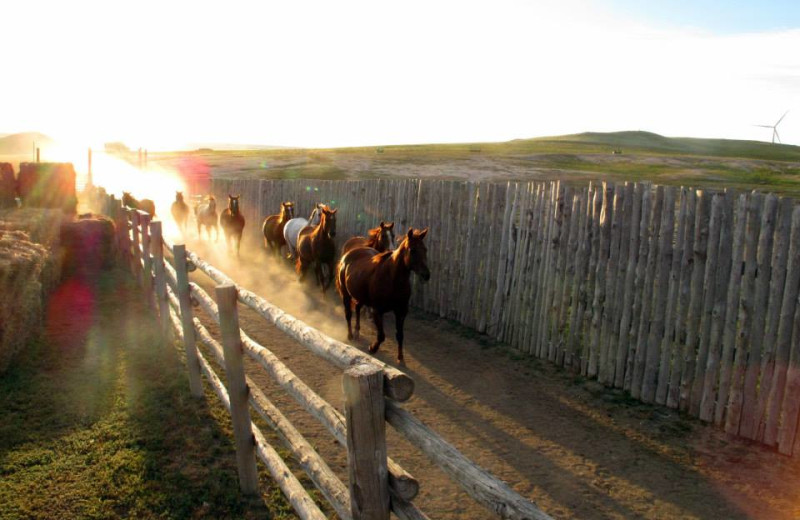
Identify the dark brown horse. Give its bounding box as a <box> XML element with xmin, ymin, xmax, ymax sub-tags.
<box><xmin>341</xmin><ymin>221</ymin><xmax>395</xmax><ymax>255</ymax></box>
<box><xmin>122</xmin><ymin>191</ymin><xmax>156</xmax><ymax>217</ymax></box>
<box><xmin>296</xmin><ymin>205</ymin><xmax>337</xmax><ymax>291</ymax></box>
<box><xmin>220</xmin><ymin>194</ymin><xmax>245</xmax><ymax>256</ymax></box>
<box><xmin>262</xmin><ymin>202</ymin><xmax>295</xmax><ymax>257</ymax></box>
<box><xmin>171</xmin><ymin>191</ymin><xmax>190</xmax><ymax>233</ymax></box>
<box><xmin>195</xmin><ymin>195</ymin><xmax>219</xmax><ymax>241</ymax></box>
<box><xmin>336</xmin><ymin>227</ymin><xmax>430</xmax><ymax>362</ymax></box>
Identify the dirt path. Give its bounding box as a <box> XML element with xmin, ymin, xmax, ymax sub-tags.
<box><xmin>180</xmin><ymin>235</ymin><xmax>800</xmax><ymax>520</ymax></box>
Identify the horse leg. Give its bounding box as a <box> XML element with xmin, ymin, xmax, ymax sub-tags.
<box><xmin>343</xmin><ymin>293</ymin><xmax>354</xmax><ymax>340</ymax></box>
<box><xmin>323</xmin><ymin>260</ymin><xmax>335</xmax><ymax>292</ymax></box>
<box><xmin>395</xmin><ymin>309</ymin><xmax>407</xmax><ymax>362</ymax></box>
<box><xmin>368</xmin><ymin>311</ymin><xmax>385</xmax><ymax>354</ymax></box>
<box><xmin>354</xmin><ymin>303</ymin><xmax>363</xmax><ymax>340</ymax></box>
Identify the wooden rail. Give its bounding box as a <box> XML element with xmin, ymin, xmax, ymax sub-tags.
<box><xmin>97</xmin><ymin>192</ymin><xmax>549</xmax><ymax>520</ymax></box>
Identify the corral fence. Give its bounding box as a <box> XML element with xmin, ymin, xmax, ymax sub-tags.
<box><xmin>212</xmin><ymin>177</ymin><xmax>800</xmax><ymax>456</ymax></box>
<box><xmin>90</xmin><ymin>187</ymin><xmax>551</xmax><ymax>520</ymax></box>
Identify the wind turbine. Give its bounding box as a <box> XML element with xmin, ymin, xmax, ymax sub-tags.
<box><xmin>755</xmin><ymin>111</ymin><xmax>789</xmax><ymax>144</ymax></box>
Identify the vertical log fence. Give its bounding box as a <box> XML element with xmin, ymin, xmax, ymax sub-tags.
<box><xmin>203</xmin><ymin>177</ymin><xmax>800</xmax><ymax>456</ymax></box>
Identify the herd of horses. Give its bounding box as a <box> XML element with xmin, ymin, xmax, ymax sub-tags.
<box><xmin>122</xmin><ymin>190</ymin><xmax>430</xmax><ymax>361</ymax></box>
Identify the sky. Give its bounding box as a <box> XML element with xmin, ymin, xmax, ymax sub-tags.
<box><xmin>1</xmin><ymin>0</ymin><xmax>799</xmax><ymax>150</ymax></box>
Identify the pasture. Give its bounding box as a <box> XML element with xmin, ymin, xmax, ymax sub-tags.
<box><xmin>147</xmin><ymin>131</ymin><xmax>800</xmax><ymax>196</ymax></box>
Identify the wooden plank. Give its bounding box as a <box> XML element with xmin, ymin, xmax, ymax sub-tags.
<box><xmin>588</xmin><ymin>183</ymin><xmax>614</xmax><ymax>377</ymax></box>
<box><xmin>598</xmin><ymin>184</ymin><xmax>625</xmax><ymax>383</ymax></box>
<box><xmin>149</xmin><ymin>221</ymin><xmax>170</xmax><ymax>336</ymax></box>
<box><xmin>614</xmin><ymin>183</ymin><xmax>644</xmax><ymax>388</ymax></box>
<box><xmin>344</xmin><ymin>364</ymin><xmax>390</xmax><ymax>520</ymax></box>
<box><xmin>566</xmin><ymin>187</ymin><xmax>590</xmax><ymax>369</ymax></box>
<box><xmin>631</xmin><ymin>186</ymin><xmax>664</xmax><ymax>399</ymax></box>
<box><xmin>531</xmin><ymin>183</ymin><xmax>554</xmax><ymax>356</ymax></box>
<box><xmin>556</xmin><ymin>190</ymin><xmax>581</xmax><ymax>365</ymax></box>
<box><xmin>679</xmin><ymin>190</ymin><xmax>711</xmax><ymax>411</ymax></box>
<box><xmin>605</xmin><ymin>183</ymin><xmax>634</xmax><ymax>384</ymax></box>
<box><xmin>657</xmin><ymin>187</ymin><xmax>688</xmax><ymax>405</ymax></box>
<box><xmin>549</xmin><ymin>186</ymin><xmax>574</xmax><ymax>363</ymax></box>
<box><xmin>752</xmin><ymin>198</ymin><xmax>794</xmax><ymax>438</ymax></box>
<box><xmin>763</xmin><ymin>205</ymin><xmax>800</xmax><ymax>447</ymax></box>
<box><xmin>385</xmin><ymin>401</ymin><xmax>553</xmax><ymax>520</ymax></box>
<box><xmin>642</xmin><ymin>186</ymin><xmax>676</xmax><ymax>403</ymax></box>
<box><xmin>174</xmin><ymin>244</ymin><xmax>204</xmax><ymax>397</ymax></box>
<box><xmin>713</xmin><ymin>193</ymin><xmax>747</xmax><ymax>425</ymax></box>
<box><xmin>739</xmin><ymin>194</ymin><xmax>779</xmax><ymax>437</ymax></box>
<box><xmin>724</xmin><ymin>192</ymin><xmax>764</xmax><ymax>434</ymax></box>
<box><xmin>667</xmin><ymin>189</ymin><xmax>697</xmax><ymax>407</ymax></box>
<box><xmin>489</xmin><ymin>183</ymin><xmax>516</xmax><ymax>337</ymax></box>
<box><xmin>777</xmin><ymin>235</ymin><xmax>800</xmax><ymax>454</ymax></box>
<box><xmin>539</xmin><ymin>182</ymin><xmax>564</xmax><ymax>359</ymax></box>
<box><xmin>582</xmin><ymin>184</ymin><xmax>602</xmax><ymax>374</ymax></box>
<box><xmin>688</xmin><ymin>192</ymin><xmax>724</xmax><ymax>416</ymax></box>
<box><xmin>507</xmin><ymin>183</ymin><xmax>533</xmax><ymax>346</ymax></box>
<box><xmin>216</xmin><ymin>284</ymin><xmax>259</xmax><ymax>494</ymax></box>
<box><xmin>523</xmin><ymin>184</ymin><xmax>546</xmax><ymax>354</ymax></box>
<box><xmin>699</xmin><ymin>191</ymin><xmax>736</xmax><ymax>421</ymax></box>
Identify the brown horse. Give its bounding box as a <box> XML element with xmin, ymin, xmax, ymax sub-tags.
<box><xmin>170</xmin><ymin>191</ymin><xmax>190</xmax><ymax>233</ymax></box>
<box><xmin>195</xmin><ymin>195</ymin><xmax>219</xmax><ymax>241</ymax></box>
<box><xmin>220</xmin><ymin>194</ymin><xmax>245</xmax><ymax>256</ymax></box>
<box><xmin>341</xmin><ymin>221</ymin><xmax>395</xmax><ymax>255</ymax></box>
<box><xmin>336</xmin><ymin>227</ymin><xmax>430</xmax><ymax>362</ymax></box>
<box><xmin>296</xmin><ymin>205</ymin><xmax>337</xmax><ymax>291</ymax></box>
<box><xmin>122</xmin><ymin>191</ymin><xmax>155</xmax><ymax>217</ymax></box>
<box><xmin>262</xmin><ymin>202</ymin><xmax>295</xmax><ymax>257</ymax></box>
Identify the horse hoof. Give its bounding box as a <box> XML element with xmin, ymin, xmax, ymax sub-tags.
<box><xmin>347</xmin><ymin>332</ymin><xmax>353</xmax><ymax>340</ymax></box>
<box><xmin>368</xmin><ymin>344</ymin><xmax>379</xmax><ymax>354</ymax></box>
<box><xmin>397</xmin><ymin>357</ymin><xmax>405</xmax><ymax>364</ymax></box>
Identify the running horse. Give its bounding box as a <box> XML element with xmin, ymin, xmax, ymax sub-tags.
<box><xmin>341</xmin><ymin>221</ymin><xmax>395</xmax><ymax>255</ymax></box>
<box><xmin>170</xmin><ymin>191</ymin><xmax>190</xmax><ymax>234</ymax></box>
<box><xmin>336</xmin><ymin>227</ymin><xmax>430</xmax><ymax>362</ymax></box>
<box><xmin>195</xmin><ymin>195</ymin><xmax>219</xmax><ymax>241</ymax></box>
<box><xmin>220</xmin><ymin>194</ymin><xmax>245</xmax><ymax>256</ymax></box>
<box><xmin>262</xmin><ymin>202</ymin><xmax>295</xmax><ymax>257</ymax></box>
<box><xmin>296</xmin><ymin>205</ymin><xmax>337</xmax><ymax>291</ymax></box>
<box><xmin>122</xmin><ymin>191</ymin><xmax>156</xmax><ymax>217</ymax></box>
<box><xmin>284</xmin><ymin>203</ymin><xmax>323</xmax><ymax>260</ymax></box>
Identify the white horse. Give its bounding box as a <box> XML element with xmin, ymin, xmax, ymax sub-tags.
<box><xmin>284</xmin><ymin>203</ymin><xmax>323</xmax><ymax>260</ymax></box>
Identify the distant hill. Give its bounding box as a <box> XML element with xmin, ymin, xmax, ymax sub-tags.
<box><xmin>184</xmin><ymin>142</ymin><xmax>287</xmax><ymax>151</ymax></box>
<box><xmin>0</xmin><ymin>132</ymin><xmax>54</xmax><ymax>155</ymax></box>
<box><xmin>524</xmin><ymin>131</ymin><xmax>800</xmax><ymax>162</ymax></box>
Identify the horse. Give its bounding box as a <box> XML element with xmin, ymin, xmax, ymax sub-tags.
<box><xmin>170</xmin><ymin>191</ymin><xmax>190</xmax><ymax>233</ymax></box>
<box><xmin>220</xmin><ymin>194</ymin><xmax>245</xmax><ymax>256</ymax></box>
<box><xmin>122</xmin><ymin>191</ymin><xmax>156</xmax><ymax>217</ymax></box>
<box><xmin>195</xmin><ymin>195</ymin><xmax>219</xmax><ymax>241</ymax></box>
<box><xmin>336</xmin><ymin>227</ymin><xmax>430</xmax><ymax>362</ymax></box>
<box><xmin>283</xmin><ymin>203</ymin><xmax>323</xmax><ymax>260</ymax></box>
<box><xmin>296</xmin><ymin>205</ymin><xmax>337</xmax><ymax>291</ymax></box>
<box><xmin>262</xmin><ymin>202</ymin><xmax>295</xmax><ymax>257</ymax></box>
<box><xmin>341</xmin><ymin>221</ymin><xmax>395</xmax><ymax>255</ymax></box>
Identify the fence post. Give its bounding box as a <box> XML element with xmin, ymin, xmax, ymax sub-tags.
<box><xmin>149</xmin><ymin>221</ymin><xmax>170</xmax><ymax>337</ymax></box>
<box><xmin>140</xmin><ymin>213</ymin><xmax>153</xmax><ymax>300</ymax></box>
<box><xmin>216</xmin><ymin>283</ymin><xmax>259</xmax><ymax>494</ymax></box>
<box><xmin>130</xmin><ymin>209</ymin><xmax>141</xmax><ymax>280</ymax></box>
<box><xmin>343</xmin><ymin>364</ymin><xmax>390</xmax><ymax>520</ymax></box>
<box><xmin>175</xmin><ymin>244</ymin><xmax>204</xmax><ymax>398</ymax></box>
<box><xmin>117</xmin><ymin>201</ymin><xmax>130</xmax><ymax>266</ymax></box>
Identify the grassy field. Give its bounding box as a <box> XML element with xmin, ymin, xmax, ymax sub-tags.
<box><xmin>0</xmin><ymin>270</ymin><xmax>319</xmax><ymax>519</ymax></box>
<box><xmin>148</xmin><ymin>131</ymin><xmax>800</xmax><ymax>196</ymax></box>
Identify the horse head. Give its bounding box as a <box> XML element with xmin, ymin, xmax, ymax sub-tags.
<box><xmin>402</xmin><ymin>227</ymin><xmax>430</xmax><ymax>281</ymax></box>
<box><xmin>208</xmin><ymin>195</ymin><xmax>216</xmax><ymax>210</ymax></box>
<box><xmin>228</xmin><ymin>194</ymin><xmax>240</xmax><ymax>215</ymax></box>
<box><xmin>380</xmin><ymin>221</ymin><xmax>395</xmax><ymax>251</ymax></box>
<box><xmin>320</xmin><ymin>205</ymin><xmax>337</xmax><ymax>238</ymax></box>
<box><xmin>122</xmin><ymin>192</ymin><xmax>133</xmax><ymax>206</ymax></box>
<box><xmin>281</xmin><ymin>201</ymin><xmax>295</xmax><ymax>221</ymax></box>
<box><xmin>176</xmin><ymin>191</ymin><xmax>184</xmax><ymax>202</ymax></box>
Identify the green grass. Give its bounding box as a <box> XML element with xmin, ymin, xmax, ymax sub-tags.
<box><xmin>0</xmin><ymin>270</ymin><xmax>306</xmax><ymax>519</ymax></box>
<box><xmin>148</xmin><ymin>130</ymin><xmax>800</xmax><ymax>196</ymax></box>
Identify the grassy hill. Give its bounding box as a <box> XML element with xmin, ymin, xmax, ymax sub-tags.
<box><xmin>0</xmin><ymin>132</ymin><xmax>54</xmax><ymax>155</ymax></box>
<box><xmin>148</xmin><ymin>131</ymin><xmax>800</xmax><ymax>196</ymax></box>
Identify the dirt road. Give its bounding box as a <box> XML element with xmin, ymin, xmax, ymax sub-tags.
<box><xmin>182</xmin><ymin>234</ymin><xmax>800</xmax><ymax>520</ymax></box>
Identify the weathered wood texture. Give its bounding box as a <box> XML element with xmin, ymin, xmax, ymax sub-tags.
<box><xmin>207</xmin><ymin>178</ymin><xmax>800</xmax><ymax>454</ymax></box>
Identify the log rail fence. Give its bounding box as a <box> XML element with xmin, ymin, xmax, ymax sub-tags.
<box><xmin>208</xmin><ymin>178</ymin><xmax>800</xmax><ymax>456</ymax></box>
<box><xmin>93</xmin><ymin>188</ymin><xmax>551</xmax><ymax>520</ymax></box>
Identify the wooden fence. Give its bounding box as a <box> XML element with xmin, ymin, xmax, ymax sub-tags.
<box><xmin>212</xmin><ymin>178</ymin><xmax>800</xmax><ymax>456</ymax></box>
<box><xmin>93</xmin><ymin>188</ymin><xmax>551</xmax><ymax>520</ymax></box>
